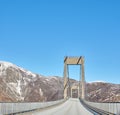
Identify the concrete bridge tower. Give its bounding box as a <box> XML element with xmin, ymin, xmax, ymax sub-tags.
<box><xmin>63</xmin><ymin>56</ymin><xmax>85</xmax><ymax>99</ymax></box>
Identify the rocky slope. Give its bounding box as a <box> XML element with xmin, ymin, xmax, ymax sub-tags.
<box><xmin>0</xmin><ymin>61</ymin><xmax>120</xmax><ymax>102</ymax></box>
<box><xmin>0</xmin><ymin>61</ymin><xmax>64</xmax><ymax>102</ymax></box>
<box><xmin>86</xmin><ymin>82</ymin><xmax>120</xmax><ymax>102</ymax></box>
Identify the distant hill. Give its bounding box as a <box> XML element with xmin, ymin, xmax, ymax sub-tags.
<box><xmin>0</xmin><ymin>61</ymin><xmax>120</xmax><ymax>102</ymax></box>
<box><xmin>86</xmin><ymin>82</ymin><xmax>120</xmax><ymax>102</ymax></box>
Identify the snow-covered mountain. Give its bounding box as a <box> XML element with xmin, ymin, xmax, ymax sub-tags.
<box><xmin>0</xmin><ymin>61</ymin><xmax>64</xmax><ymax>102</ymax></box>
<box><xmin>0</xmin><ymin>61</ymin><xmax>120</xmax><ymax>102</ymax></box>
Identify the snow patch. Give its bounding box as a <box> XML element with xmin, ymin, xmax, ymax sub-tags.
<box><xmin>43</xmin><ymin>80</ymin><xmax>46</xmax><ymax>83</ymax></box>
<box><xmin>8</xmin><ymin>80</ymin><xmax>24</xmax><ymax>100</ymax></box>
<box><xmin>8</xmin><ymin>81</ymin><xmax>21</xmax><ymax>95</ymax></box>
<box><xmin>46</xmin><ymin>78</ymin><xmax>49</xmax><ymax>81</ymax></box>
<box><xmin>39</xmin><ymin>88</ymin><xmax>43</xmax><ymax>96</ymax></box>
<box><xmin>46</xmin><ymin>76</ymin><xmax>58</xmax><ymax>80</ymax></box>
<box><xmin>17</xmin><ymin>80</ymin><xmax>21</xmax><ymax>95</ymax></box>
<box><xmin>0</xmin><ymin>61</ymin><xmax>17</xmax><ymax>68</ymax></box>
<box><xmin>19</xmin><ymin>68</ymin><xmax>36</xmax><ymax>78</ymax></box>
<box><xmin>88</xmin><ymin>81</ymin><xmax>107</xmax><ymax>84</ymax></box>
<box><xmin>0</xmin><ymin>61</ymin><xmax>36</xmax><ymax>78</ymax></box>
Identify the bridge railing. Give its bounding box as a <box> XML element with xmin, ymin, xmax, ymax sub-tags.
<box><xmin>82</xmin><ymin>100</ymin><xmax>120</xmax><ymax>115</ymax></box>
<box><xmin>0</xmin><ymin>99</ymin><xmax>65</xmax><ymax>115</ymax></box>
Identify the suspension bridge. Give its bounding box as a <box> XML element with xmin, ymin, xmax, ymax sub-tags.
<box><xmin>0</xmin><ymin>56</ymin><xmax>120</xmax><ymax>115</ymax></box>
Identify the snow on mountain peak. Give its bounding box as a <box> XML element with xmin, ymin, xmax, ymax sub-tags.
<box><xmin>0</xmin><ymin>61</ymin><xmax>17</xmax><ymax>69</ymax></box>
<box><xmin>0</xmin><ymin>61</ymin><xmax>36</xmax><ymax>77</ymax></box>
<box><xmin>88</xmin><ymin>81</ymin><xmax>107</xmax><ymax>84</ymax></box>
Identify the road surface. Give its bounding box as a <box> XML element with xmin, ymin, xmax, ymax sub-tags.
<box><xmin>19</xmin><ymin>98</ymin><xmax>93</xmax><ymax>115</ymax></box>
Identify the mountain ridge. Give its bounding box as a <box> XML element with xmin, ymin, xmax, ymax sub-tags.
<box><xmin>0</xmin><ymin>61</ymin><xmax>120</xmax><ymax>102</ymax></box>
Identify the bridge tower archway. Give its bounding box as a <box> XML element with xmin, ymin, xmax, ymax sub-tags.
<box><xmin>71</xmin><ymin>85</ymin><xmax>79</xmax><ymax>98</ymax></box>
<box><xmin>63</xmin><ymin>56</ymin><xmax>85</xmax><ymax>99</ymax></box>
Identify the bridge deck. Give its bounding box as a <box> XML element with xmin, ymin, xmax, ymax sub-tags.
<box><xmin>19</xmin><ymin>98</ymin><xmax>93</xmax><ymax>115</ymax></box>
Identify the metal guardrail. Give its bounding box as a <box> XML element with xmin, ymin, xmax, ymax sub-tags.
<box><xmin>80</xmin><ymin>99</ymin><xmax>120</xmax><ymax>115</ymax></box>
<box><xmin>0</xmin><ymin>99</ymin><xmax>65</xmax><ymax>115</ymax></box>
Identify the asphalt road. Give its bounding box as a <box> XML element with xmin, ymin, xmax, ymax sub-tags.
<box><xmin>20</xmin><ymin>98</ymin><xmax>93</xmax><ymax>115</ymax></box>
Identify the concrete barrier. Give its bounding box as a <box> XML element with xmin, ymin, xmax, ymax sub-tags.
<box><xmin>0</xmin><ymin>99</ymin><xmax>65</xmax><ymax>115</ymax></box>
<box><xmin>83</xmin><ymin>100</ymin><xmax>120</xmax><ymax>115</ymax></box>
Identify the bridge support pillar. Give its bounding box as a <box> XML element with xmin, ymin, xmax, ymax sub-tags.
<box><xmin>64</xmin><ymin>63</ymin><xmax>68</xmax><ymax>99</ymax></box>
<box><xmin>81</xmin><ymin>57</ymin><xmax>85</xmax><ymax>99</ymax></box>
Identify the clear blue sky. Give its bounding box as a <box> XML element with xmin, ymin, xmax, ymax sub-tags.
<box><xmin>0</xmin><ymin>0</ymin><xmax>120</xmax><ymax>84</ymax></box>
